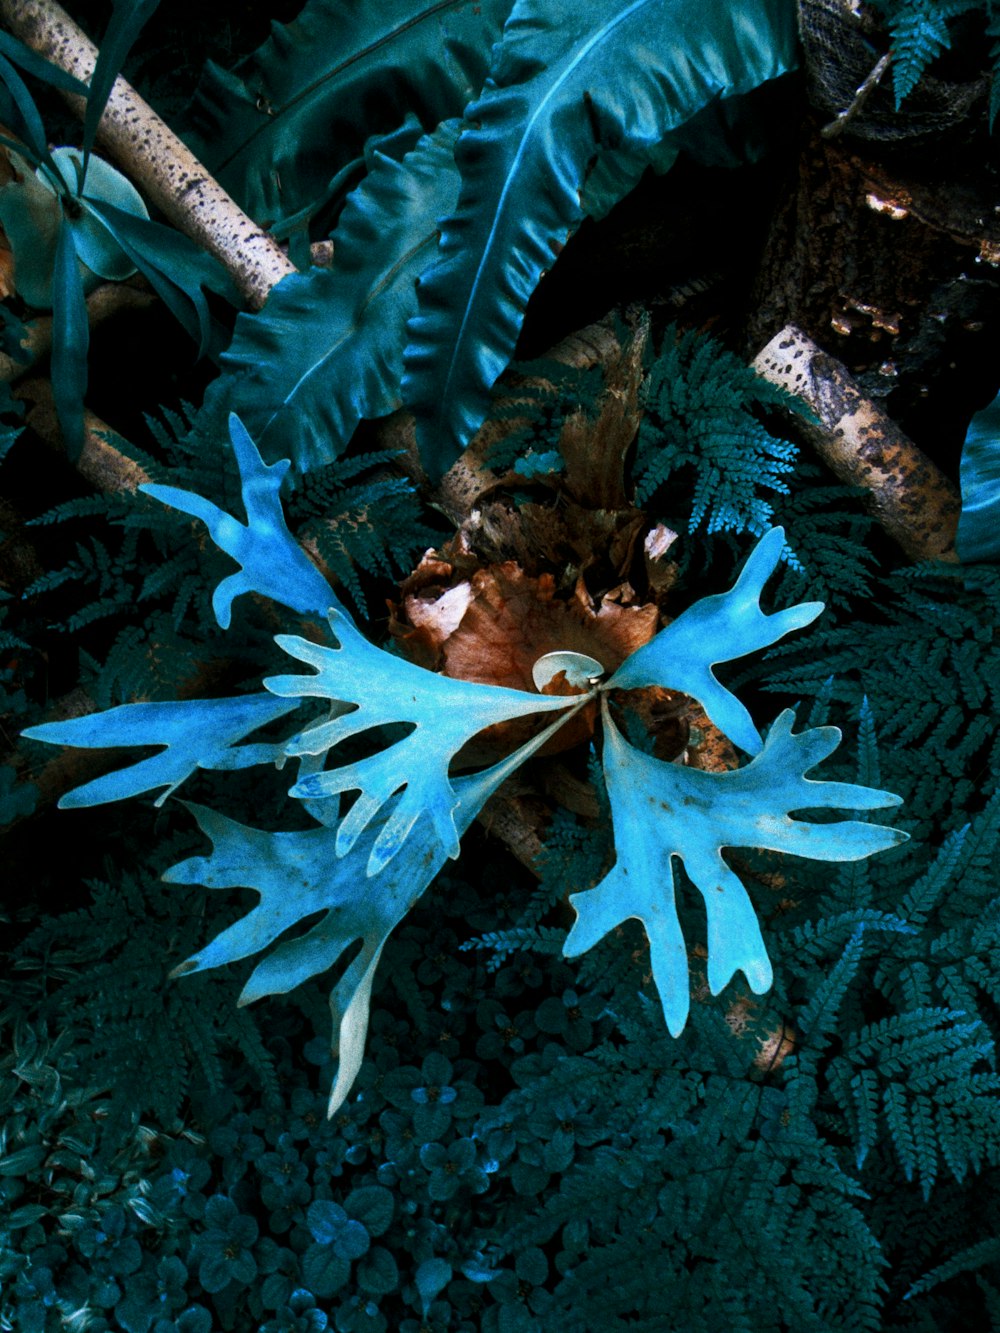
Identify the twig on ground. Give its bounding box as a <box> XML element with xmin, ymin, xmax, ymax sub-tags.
<box><xmin>15</xmin><ymin>377</ymin><xmax>150</xmax><ymax>492</ymax></box>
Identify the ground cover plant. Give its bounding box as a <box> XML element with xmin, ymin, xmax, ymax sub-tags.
<box><xmin>2</xmin><ymin>0</ymin><xmax>1000</xmax><ymax>1330</ymax></box>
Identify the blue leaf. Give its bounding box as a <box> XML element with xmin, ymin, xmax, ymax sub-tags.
<box><xmin>0</xmin><ymin>30</ymin><xmax>90</xmax><ymax>100</ymax></box>
<box><xmin>80</xmin><ymin>198</ymin><xmax>238</xmax><ymax>357</ymax></box>
<box><xmin>0</xmin><ymin>145</ymin><xmax>149</xmax><ymax>313</ymax></box>
<box><xmin>957</xmin><ymin>385</ymin><xmax>1000</xmax><ymax>563</ymax></box>
<box><xmin>82</xmin><ymin>0</ymin><xmax>162</xmax><ymax>166</ymax></box>
<box><xmin>140</xmin><ymin>413</ymin><xmax>339</xmax><ymax>628</ymax></box>
<box><xmin>267</xmin><ymin>606</ymin><xmax>587</xmax><ymax>872</ymax></box>
<box><xmin>41</xmin><ymin>147</ymin><xmax>150</xmax><ymax>281</ymax></box>
<box><xmin>165</xmin><ymin>702</ymin><xmax>585</xmax><ymax>1113</ymax></box>
<box><xmin>564</xmin><ymin>700</ymin><xmax>908</xmax><ymax>1036</ymax></box>
<box><xmin>212</xmin><ymin>121</ymin><xmax>462</xmax><ymax>471</ymax></box>
<box><xmin>608</xmin><ymin>527</ymin><xmax>823</xmax><ymax>754</ymax></box>
<box><xmin>187</xmin><ymin>0</ymin><xmax>513</xmax><ymax>227</ymax></box>
<box><xmin>415</xmin><ymin>1258</ymin><xmax>452</xmax><ymax>1315</ymax></box>
<box><xmin>0</xmin><ymin>49</ymin><xmax>51</xmax><ymax>165</ymax></box>
<box><xmin>0</xmin><ymin>148</ymin><xmax>63</xmax><ymax>309</ymax></box>
<box><xmin>22</xmin><ymin>693</ymin><xmax>299</xmax><ymax>808</ymax></box>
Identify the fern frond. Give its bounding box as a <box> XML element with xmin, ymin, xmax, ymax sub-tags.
<box><xmin>634</xmin><ymin>327</ymin><xmax>802</xmax><ymax>540</ymax></box>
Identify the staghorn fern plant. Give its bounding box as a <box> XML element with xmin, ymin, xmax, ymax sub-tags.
<box><xmin>24</xmin><ymin>415</ymin><xmax>908</xmax><ymax>1115</ymax></box>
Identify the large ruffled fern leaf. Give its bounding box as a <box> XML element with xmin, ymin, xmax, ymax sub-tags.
<box><xmin>402</xmin><ymin>0</ymin><xmax>798</xmax><ymax>476</ymax></box>
<box><xmin>186</xmin><ymin>0</ymin><xmax>513</xmax><ymax>227</ymax></box>
<box><xmin>206</xmin><ymin>122</ymin><xmax>462</xmax><ymax>471</ymax></box>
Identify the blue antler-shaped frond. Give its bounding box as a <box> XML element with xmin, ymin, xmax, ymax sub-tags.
<box><xmin>141</xmin><ymin>413</ymin><xmax>338</xmax><ymax>628</ymax></box>
<box><xmin>608</xmin><ymin>526</ymin><xmax>822</xmax><ymax>754</ymax></box>
<box><xmin>564</xmin><ymin>700</ymin><xmax>908</xmax><ymax>1036</ymax></box>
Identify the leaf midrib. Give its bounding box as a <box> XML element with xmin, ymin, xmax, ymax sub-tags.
<box><xmin>433</xmin><ymin>0</ymin><xmax>659</xmax><ymax>422</ymax></box>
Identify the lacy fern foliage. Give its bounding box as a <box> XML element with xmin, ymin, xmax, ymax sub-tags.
<box><xmin>868</xmin><ymin>0</ymin><xmax>1000</xmax><ymax>109</ymax></box>
<box><xmin>634</xmin><ymin>325</ymin><xmax>803</xmax><ymax>538</ymax></box>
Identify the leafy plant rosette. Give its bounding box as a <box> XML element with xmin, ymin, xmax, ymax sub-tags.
<box><xmin>23</xmin><ymin>415</ymin><xmax>908</xmax><ymax>1116</ymax></box>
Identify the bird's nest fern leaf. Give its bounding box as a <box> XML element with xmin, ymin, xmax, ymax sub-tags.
<box><xmin>186</xmin><ymin>0</ymin><xmax>514</xmax><ymax>229</ymax></box>
<box><xmin>207</xmin><ymin>120</ymin><xmax>463</xmax><ymax>472</ymax></box>
<box><xmin>402</xmin><ymin>0</ymin><xmax>799</xmax><ymax>475</ymax></box>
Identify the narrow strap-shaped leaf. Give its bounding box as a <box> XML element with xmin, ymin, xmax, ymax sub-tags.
<box><xmin>403</xmin><ymin>0</ymin><xmax>798</xmax><ymax>474</ymax></box>
<box><xmin>83</xmin><ymin>0</ymin><xmax>162</xmax><ymax>166</ymax></box>
<box><xmin>0</xmin><ymin>30</ymin><xmax>90</xmax><ymax>99</ymax></box>
<box><xmin>210</xmin><ymin>120</ymin><xmax>462</xmax><ymax>471</ymax></box>
<box><xmin>0</xmin><ymin>149</ymin><xmax>63</xmax><ymax>308</ymax></box>
<box><xmin>140</xmin><ymin>413</ymin><xmax>339</xmax><ymax>628</ymax></box>
<box><xmin>187</xmin><ymin>0</ymin><xmax>514</xmax><ymax>226</ymax></box>
<box><xmin>22</xmin><ymin>693</ymin><xmax>299</xmax><ymax>808</ymax></box>
<box><xmin>0</xmin><ymin>49</ymin><xmax>51</xmax><ymax>165</ymax></box>
<box><xmin>609</xmin><ymin>527</ymin><xmax>823</xmax><ymax>755</ymax></box>
<box><xmin>80</xmin><ymin>198</ymin><xmax>238</xmax><ymax>356</ymax></box>
<box><xmin>49</xmin><ymin>219</ymin><xmax>88</xmax><ymax>464</ymax></box>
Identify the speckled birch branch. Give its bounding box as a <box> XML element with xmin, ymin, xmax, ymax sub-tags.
<box><xmin>0</xmin><ymin>0</ymin><xmax>296</xmax><ymax>308</ymax></box>
<box><xmin>753</xmin><ymin>325</ymin><xmax>960</xmax><ymax>561</ymax></box>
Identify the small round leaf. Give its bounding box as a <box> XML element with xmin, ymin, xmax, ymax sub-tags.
<box><xmin>345</xmin><ymin>1185</ymin><xmax>394</xmax><ymax>1238</ymax></box>
<box><xmin>302</xmin><ymin>1244</ymin><xmax>351</xmax><ymax>1299</ymax></box>
<box><xmin>356</xmin><ymin>1245</ymin><xmax>398</xmax><ymax>1296</ymax></box>
<box><xmin>37</xmin><ymin>147</ymin><xmax>148</xmax><ymax>282</ymax></box>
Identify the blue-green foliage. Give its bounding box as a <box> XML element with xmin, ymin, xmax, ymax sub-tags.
<box><xmin>0</xmin><ymin>12</ymin><xmax>237</xmax><ymax>454</ymax></box>
<box><xmin>18</xmin><ymin>402</ymin><xmax>435</xmax><ymax>700</ymax></box>
<box><xmin>759</xmin><ymin>560</ymin><xmax>1000</xmax><ymax>838</ymax></box>
<box><xmin>868</xmin><ymin>0</ymin><xmax>1000</xmax><ymax>110</ymax></box>
<box><xmin>6</xmin><ymin>493</ymin><xmax>1000</xmax><ymax>1328</ymax></box>
<box><xmin>23</xmin><ymin>417</ymin><xmax>903</xmax><ymax>1121</ymax></box>
<box><xmin>186</xmin><ymin>0</ymin><xmax>799</xmax><ymax>479</ymax></box>
<box><xmin>186</xmin><ymin>0</ymin><xmax>515</xmax><ymax>232</ymax></box>
<box><xmin>566</xmin><ymin>702</ymin><xmax>905</xmax><ymax>1036</ymax></box>
<box><xmin>207</xmin><ymin>120</ymin><xmax>463</xmax><ymax>473</ymax></box>
<box><xmin>5</xmin><ymin>2</ymin><xmax>1000</xmax><ymax>1329</ymax></box>
<box><xmin>401</xmin><ymin>0</ymin><xmax>799</xmax><ymax>475</ymax></box>
<box><xmin>633</xmin><ymin>325</ymin><xmax>803</xmax><ymax>538</ymax></box>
